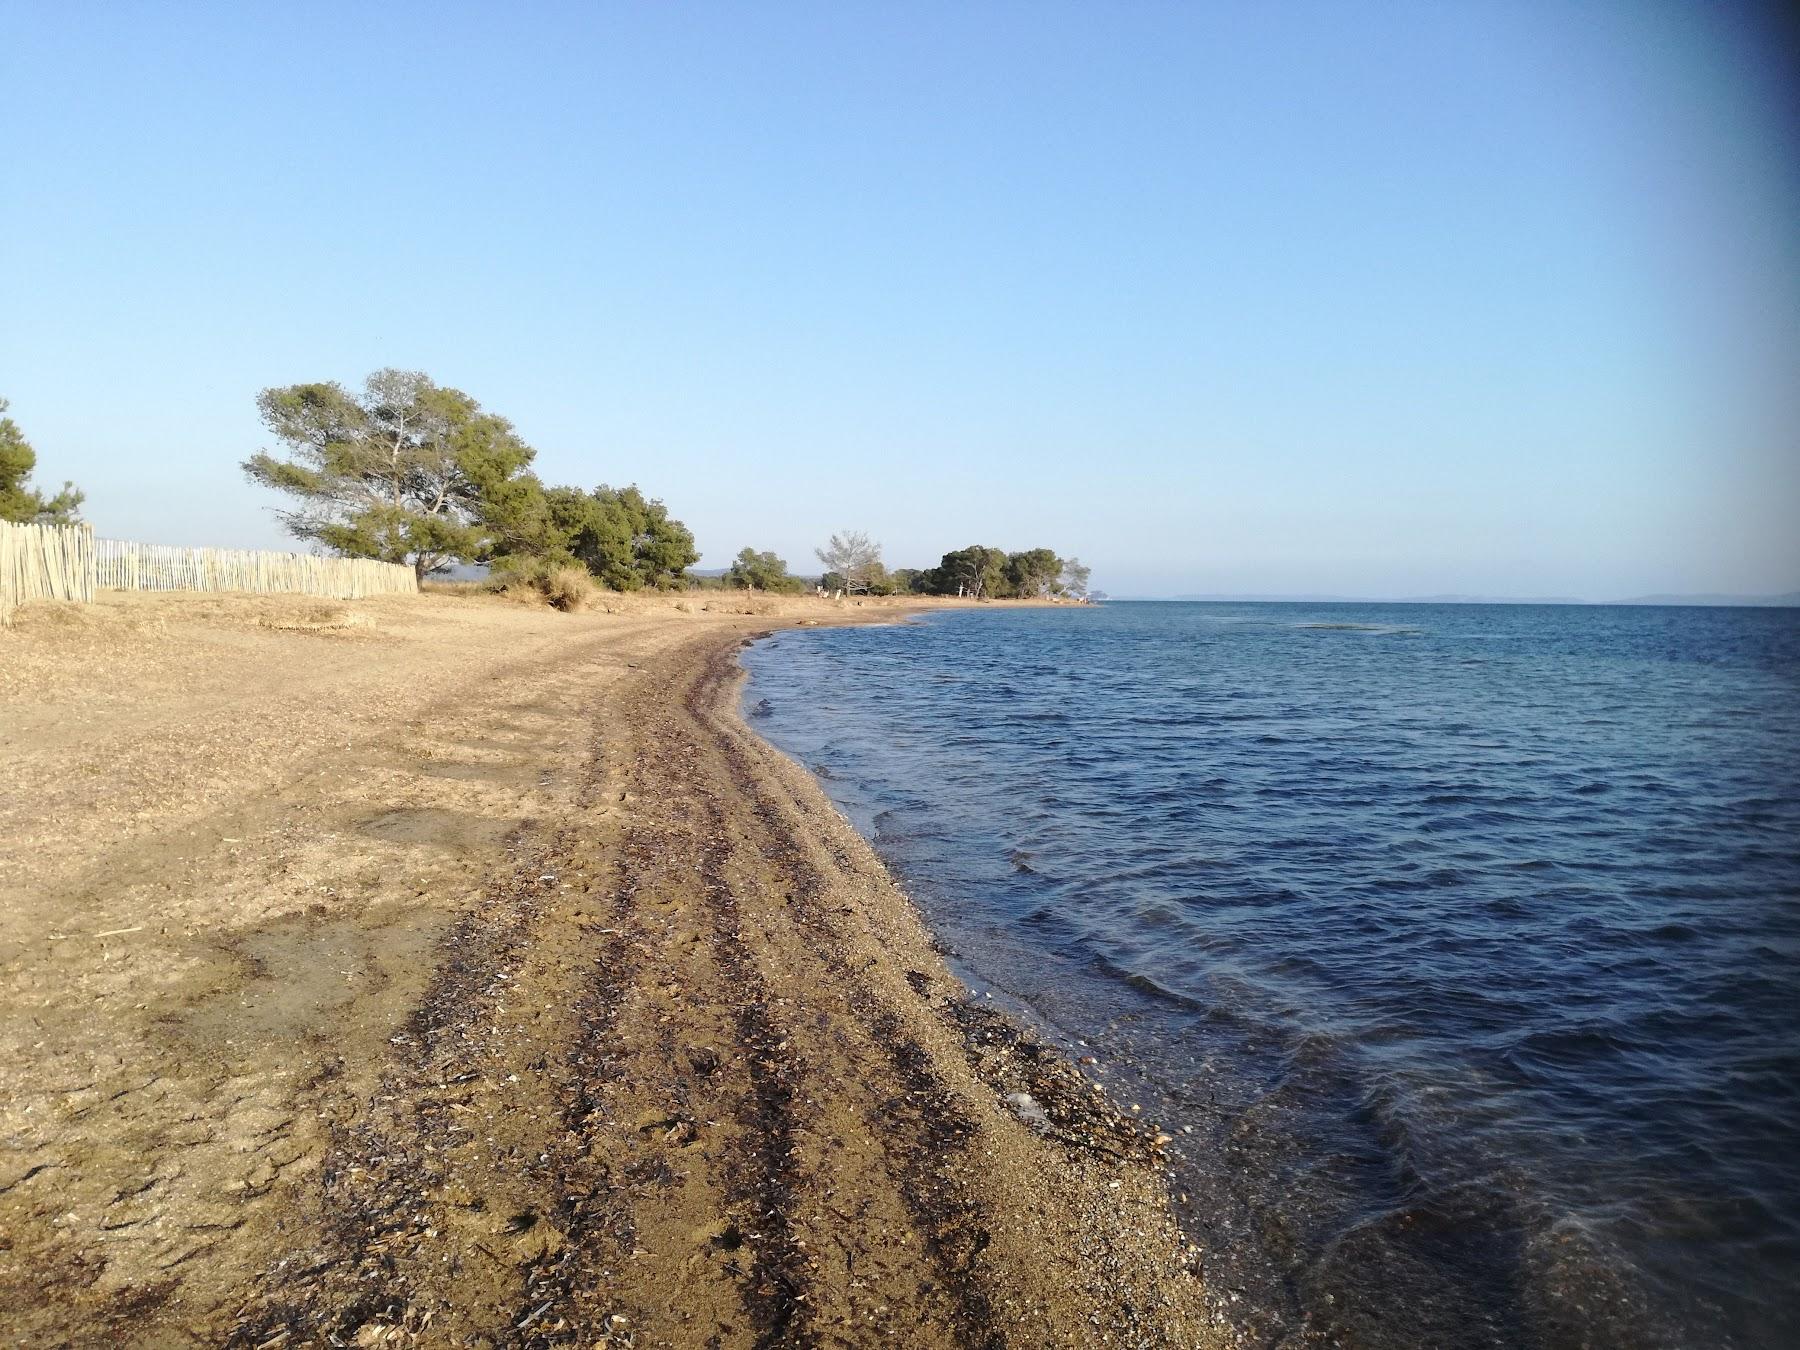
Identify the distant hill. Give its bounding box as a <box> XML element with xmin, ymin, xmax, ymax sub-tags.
<box><xmin>1611</xmin><ymin>592</ymin><xmax>1800</xmax><ymax>608</ymax></box>
<box><xmin>1158</xmin><ymin>592</ymin><xmax>1367</xmax><ymax>603</ymax></box>
<box><xmin>1154</xmin><ymin>592</ymin><xmax>1582</xmax><ymax>604</ymax></box>
<box><xmin>1126</xmin><ymin>591</ymin><xmax>1800</xmax><ymax>607</ymax></box>
<box><xmin>1396</xmin><ymin>593</ymin><xmax>1584</xmax><ymax>606</ymax></box>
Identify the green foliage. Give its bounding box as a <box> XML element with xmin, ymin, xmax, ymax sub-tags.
<box><xmin>726</xmin><ymin>547</ymin><xmax>804</xmax><ymax>593</ymax></box>
<box><xmin>243</xmin><ymin>369</ymin><xmax>538</xmax><ymax>579</ymax></box>
<box><xmin>1005</xmin><ymin>547</ymin><xmax>1063</xmax><ymax>598</ymax></box>
<box><xmin>0</xmin><ymin>398</ymin><xmax>84</xmax><ymax>525</ymax></box>
<box><xmin>546</xmin><ymin>484</ymin><xmax>698</xmax><ymax>590</ymax></box>
<box><xmin>243</xmin><ymin>370</ymin><xmax>699</xmax><ymax>592</ymax></box>
<box><xmin>819</xmin><ymin>561</ymin><xmax>908</xmax><ymax>596</ymax></box>
<box><xmin>861</xmin><ymin>562</ymin><xmax>900</xmax><ymax>595</ymax></box>
<box><xmin>928</xmin><ymin>544</ymin><xmax>1010</xmax><ymax>598</ymax></box>
<box><xmin>915</xmin><ymin>545</ymin><xmax>1078</xmax><ymax>598</ymax></box>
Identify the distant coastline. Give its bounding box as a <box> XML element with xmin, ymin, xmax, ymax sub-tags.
<box><xmin>1110</xmin><ymin>591</ymin><xmax>1800</xmax><ymax>608</ymax></box>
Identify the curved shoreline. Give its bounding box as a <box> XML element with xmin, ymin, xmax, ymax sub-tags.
<box><xmin>0</xmin><ymin>592</ymin><xmax>1219</xmax><ymax>1346</ymax></box>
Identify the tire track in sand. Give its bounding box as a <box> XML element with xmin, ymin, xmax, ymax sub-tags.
<box><xmin>681</xmin><ymin>637</ymin><xmax>1006</xmax><ymax>1348</ymax></box>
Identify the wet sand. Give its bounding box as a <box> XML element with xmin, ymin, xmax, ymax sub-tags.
<box><xmin>0</xmin><ymin>591</ymin><xmax>1221</xmax><ymax>1347</ymax></box>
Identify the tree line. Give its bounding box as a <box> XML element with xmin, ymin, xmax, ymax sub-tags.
<box><xmin>8</xmin><ymin>371</ymin><xmax>1093</xmax><ymax>605</ymax></box>
<box><xmin>247</xmin><ymin>370</ymin><xmax>1093</xmax><ymax>601</ymax></box>
<box><xmin>727</xmin><ymin>532</ymin><xmax>1091</xmax><ymax>600</ymax></box>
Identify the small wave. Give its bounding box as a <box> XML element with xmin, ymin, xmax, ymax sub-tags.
<box><xmin>1294</xmin><ymin>622</ymin><xmax>1423</xmax><ymax>635</ymax></box>
<box><xmin>1122</xmin><ymin>969</ymin><xmax>1209</xmax><ymax>1012</ymax></box>
<box><xmin>1502</xmin><ymin>1021</ymin><xmax>1639</xmax><ymax>1078</ymax></box>
<box><xmin>1134</xmin><ymin>900</ymin><xmax>1190</xmax><ymax>929</ymax></box>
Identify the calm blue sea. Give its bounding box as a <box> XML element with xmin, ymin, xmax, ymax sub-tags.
<box><xmin>742</xmin><ymin>602</ymin><xmax>1800</xmax><ymax>1349</ymax></box>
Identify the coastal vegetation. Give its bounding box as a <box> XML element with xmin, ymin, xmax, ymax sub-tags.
<box><xmin>533</xmin><ymin>483</ymin><xmax>698</xmax><ymax>591</ymax></box>
<box><xmin>0</xmin><ymin>397</ymin><xmax>84</xmax><ymax>526</ymax></box>
<box><xmin>725</xmin><ymin>547</ymin><xmax>806</xmax><ymax>593</ymax></box>
<box><xmin>243</xmin><ymin>369</ymin><xmax>697</xmax><ymax>593</ymax></box>
<box><xmin>244</xmin><ymin>370</ymin><xmax>544</xmax><ymax>582</ymax></box>
<box><xmin>242</xmin><ymin>370</ymin><xmax>1090</xmax><ymax>606</ymax></box>
<box><xmin>814</xmin><ymin>529</ymin><xmax>884</xmax><ymax>594</ymax></box>
<box><xmin>911</xmin><ymin>546</ymin><xmax>1092</xmax><ymax>599</ymax></box>
<box><xmin>833</xmin><ymin>545</ymin><xmax>1092</xmax><ymax>600</ymax></box>
<box><xmin>811</xmin><ymin>533</ymin><xmax>1092</xmax><ymax>600</ymax></box>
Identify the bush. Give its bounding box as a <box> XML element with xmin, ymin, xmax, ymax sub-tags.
<box><xmin>725</xmin><ymin>547</ymin><xmax>806</xmax><ymax>593</ymax></box>
<box><xmin>539</xmin><ymin>566</ymin><xmax>596</xmax><ymax>612</ymax></box>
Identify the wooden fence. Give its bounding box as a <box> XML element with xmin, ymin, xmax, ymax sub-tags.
<box><xmin>0</xmin><ymin>520</ymin><xmax>96</xmax><ymax>624</ymax></box>
<box><xmin>2</xmin><ymin>520</ymin><xmax>417</xmax><ymax>624</ymax></box>
<box><xmin>94</xmin><ymin>539</ymin><xmax>418</xmax><ymax>599</ymax></box>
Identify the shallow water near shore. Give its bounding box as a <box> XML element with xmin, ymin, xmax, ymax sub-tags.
<box><xmin>744</xmin><ymin>601</ymin><xmax>1800</xmax><ymax>1348</ymax></box>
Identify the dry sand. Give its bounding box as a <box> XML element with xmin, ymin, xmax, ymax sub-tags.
<box><xmin>0</xmin><ymin>590</ymin><xmax>1223</xmax><ymax>1347</ymax></box>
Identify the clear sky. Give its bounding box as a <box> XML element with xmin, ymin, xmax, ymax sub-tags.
<box><xmin>3</xmin><ymin>1</ymin><xmax>1796</xmax><ymax>598</ymax></box>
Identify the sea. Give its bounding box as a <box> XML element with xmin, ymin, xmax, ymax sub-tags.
<box><xmin>741</xmin><ymin>601</ymin><xmax>1800</xmax><ymax>1349</ymax></box>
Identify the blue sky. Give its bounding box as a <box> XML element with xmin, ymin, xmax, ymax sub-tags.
<box><xmin>3</xmin><ymin>1</ymin><xmax>1795</xmax><ymax>598</ymax></box>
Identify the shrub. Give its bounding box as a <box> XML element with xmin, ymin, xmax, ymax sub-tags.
<box><xmin>539</xmin><ymin>566</ymin><xmax>595</xmax><ymax>612</ymax></box>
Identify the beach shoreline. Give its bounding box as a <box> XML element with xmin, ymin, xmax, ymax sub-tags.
<box><xmin>0</xmin><ymin>590</ymin><xmax>1219</xmax><ymax>1347</ymax></box>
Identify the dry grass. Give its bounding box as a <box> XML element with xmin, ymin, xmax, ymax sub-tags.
<box><xmin>3</xmin><ymin>591</ymin><xmax>393</xmax><ymax>639</ymax></box>
<box><xmin>539</xmin><ymin>567</ymin><xmax>596</xmax><ymax>612</ymax></box>
<box><xmin>255</xmin><ymin>603</ymin><xmax>376</xmax><ymax>632</ymax></box>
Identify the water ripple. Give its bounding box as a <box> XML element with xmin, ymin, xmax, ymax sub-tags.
<box><xmin>743</xmin><ymin>601</ymin><xmax>1800</xmax><ymax>1349</ymax></box>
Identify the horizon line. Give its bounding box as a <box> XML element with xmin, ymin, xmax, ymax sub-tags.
<box><xmin>1104</xmin><ymin>591</ymin><xmax>1800</xmax><ymax>608</ymax></box>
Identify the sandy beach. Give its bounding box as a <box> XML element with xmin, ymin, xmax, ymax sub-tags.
<box><xmin>0</xmin><ymin>591</ymin><xmax>1218</xmax><ymax>1348</ymax></box>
